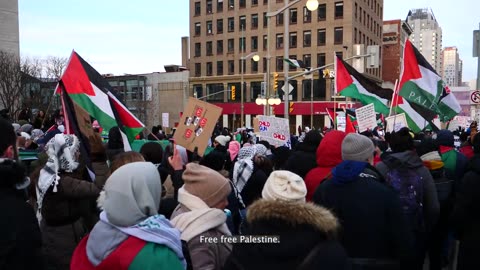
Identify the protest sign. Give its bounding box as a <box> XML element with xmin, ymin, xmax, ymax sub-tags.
<box><xmin>255</xmin><ymin>115</ymin><xmax>290</xmax><ymax>147</ymax></box>
<box><xmin>173</xmin><ymin>98</ymin><xmax>222</xmax><ymax>156</ymax></box>
<box><xmin>162</xmin><ymin>112</ymin><xmax>169</xmax><ymax>128</ymax></box>
<box><xmin>385</xmin><ymin>113</ymin><xmax>408</xmax><ymax>132</ymax></box>
<box><xmin>355</xmin><ymin>104</ymin><xmax>377</xmax><ymax>132</ymax></box>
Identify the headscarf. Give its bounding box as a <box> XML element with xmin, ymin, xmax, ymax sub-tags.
<box><xmin>176</xmin><ymin>145</ymin><xmax>188</xmax><ymax>166</ymax></box>
<box><xmin>36</xmin><ymin>134</ymin><xmax>80</xmax><ymax>222</ymax></box>
<box><xmin>228</xmin><ymin>141</ymin><xmax>241</xmax><ymax>161</ymax></box>
<box><xmin>232</xmin><ymin>146</ymin><xmax>256</xmax><ymax>192</ymax></box>
<box><xmin>12</xmin><ymin>123</ymin><xmax>20</xmax><ymax>135</ymax></box>
<box><xmin>31</xmin><ymin>129</ymin><xmax>44</xmax><ymax>142</ymax></box>
<box><xmin>253</xmin><ymin>144</ymin><xmax>268</xmax><ymax>157</ymax></box>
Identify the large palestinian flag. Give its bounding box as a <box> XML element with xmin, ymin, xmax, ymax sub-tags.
<box><xmin>59</xmin><ymin>51</ymin><xmax>144</xmax><ymax>150</ymax></box>
<box><xmin>398</xmin><ymin>40</ymin><xmax>461</xmax><ymax>122</ymax></box>
<box><xmin>334</xmin><ymin>55</ymin><xmax>392</xmax><ymax>115</ymax></box>
<box><xmin>391</xmin><ymin>87</ymin><xmax>437</xmax><ymax>133</ymax></box>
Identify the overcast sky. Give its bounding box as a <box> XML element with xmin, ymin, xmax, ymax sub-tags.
<box><xmin>19</xmin><ymin>0</ymin><xmax>479</xmax><ymax>81</ymax></box>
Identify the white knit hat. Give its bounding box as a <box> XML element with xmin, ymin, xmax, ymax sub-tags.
<box><xmin>262</xmin><ymin>170</ymin><xmax>307</xmax><ymax>202</ymax></box>
<box><xmin>214</xmin><ymin>135</ymin><xmax>231</xmax><ymax>147</ymax></box>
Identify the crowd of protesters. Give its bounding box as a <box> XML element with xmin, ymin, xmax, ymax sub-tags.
<box><xmin>1</xmin><ymin>107</ymin><xmax>480</xmax><ymax>270</ymax></box>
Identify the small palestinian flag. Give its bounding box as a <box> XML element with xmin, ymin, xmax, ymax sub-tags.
<box><xmin>284</xmin><ymin>58</ymin><xmax>306</xmax><ymax>69</ymax></box>
<box><xmin>334</xmin><ymin>55</ymin><xmax>392</xmax><ymax>115</ymax></box>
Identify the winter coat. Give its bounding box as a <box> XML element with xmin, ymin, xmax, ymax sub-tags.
<box><xmin>171</xmin><ymin>205</ymin><xmax>232</xmax><ymax>270</ymax></box>
<box><xmin>313</xmin><ymin>160</ymin><xmax>413</xmax><ymax>269</ymax></box>
<box><xmin>304</xmin><ymin>131</ymin><xmax>346</xmax><ymax>201</ymax></box>
<box><xmin>451</xmin><ymin>154</ymin><xmax>480</xmax><ymax>270</ymax></box>
<box><xmin>459</xmin><ymin>143</ymin><xmax>474</xmax><ymax>160</ymax></box>
<box><xmin>223</xmin><ymin>199</ymin><xmax>351</xmax><ymax>270</ymax></box>
<box><xmin>240</xmin><ymin>166</ymin><xmax>268</xmax><ymax>207</ymax></box>
<box><xmin>376</xmin><ymin>151</ymin><xmax>440</xmax><ymax>229</ymax></box>
<box><xmin>439</xmin><ymin>146</ymin><xmax>468</xmax><ymax>180</ymax></box>
<box><xmin>0</xmin><ymin>187</ymin><xmax>45</xmax><ymax>270</ymax></box>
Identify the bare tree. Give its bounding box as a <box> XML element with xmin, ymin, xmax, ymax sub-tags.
<box><xmin>0</xmin><ymin>51</ymin><xmax>23</xmax><ymax>118</ymax></box>
<box><xmin>45</xmin><ymin>56</ymin><xmax>68</xmax><ymax>80</ymax></box>
<box><xmin>20</xmin><ymin>56</ymin><xmax>46</xmax><ymax>111</ymax></box>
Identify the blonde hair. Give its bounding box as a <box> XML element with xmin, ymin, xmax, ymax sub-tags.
<box><xmin>109</xmin><ymin>151</ymin><xmax>145</xmax><ymax>174</ymax></box>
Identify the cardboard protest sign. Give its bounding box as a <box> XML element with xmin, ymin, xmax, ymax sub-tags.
<box><xmin>162</xmin><ymin>113</ymin><xmax>169</xmax><ymax>128</ymax></box>
<box><xmin>385</xmin><ymin>113</ymin><xmax>408</xmax><ymax>132</ymax></box>
<box><xmin>256</xmin><ymin>115</ymin><xmax>290</xmax><ymax>147</ymax></box>
<box><xmin>355</xmin><ymin>104</ymin><xmax>377</xmax><ymax>132</ymax></box>
<box><xmin>173</xmin><ymin>98</ymin><xmax>222</xmax><ymax>156</ymax></box>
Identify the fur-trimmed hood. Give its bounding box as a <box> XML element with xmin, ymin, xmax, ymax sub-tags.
<box><xmin>247</xmin><ymin>199</ymin><xmax>339</xmax><ymax>238</ymax></box>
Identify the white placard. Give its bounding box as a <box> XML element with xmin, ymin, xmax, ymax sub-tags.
<box><xmin>254</xmin><ymin>115</ymin><xmax>290</xmax><ymax>147</ymax></box>
<box><xmin>385</xmin><ymin>113</ymin><xmax>408</xmax><ymax>132</ymax></box>
<box><xmin>162</xmin><ymin>112</ymin><xmax>169</xmax><ymax>128</ymax></box>
<box><xmin>355</xmin><ymin>103</ymin><xmax>377</xmax><ymax>132</ymax></box>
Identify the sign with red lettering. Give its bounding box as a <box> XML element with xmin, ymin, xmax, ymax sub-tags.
<box><xmin>254</xmin><ymin>115</ymin><xmax>290</xmax><ymax>148</ymax></box>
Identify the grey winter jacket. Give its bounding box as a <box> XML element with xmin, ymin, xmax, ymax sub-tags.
<box><xmin>376</xmin><ymin>151</ymin><xmax>440</xmax><ymax>229</ymax></box>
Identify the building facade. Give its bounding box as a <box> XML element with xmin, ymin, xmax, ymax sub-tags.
<box><xmin>441</xmin><ymin>46</ymin><xmax>462</xmax><ymax>87</ymax></box>
<box><xmin>450</xmin><ymin>86</ymin><xmax>474</xmax><ymax>117</ymax></box>
<box><xmin>188</xmin><ymin>0</ymin><xmax>383</xmax><ymax>132</ymax></box>
<box><xmin>406</xmin><ymin>8</ymin><xmax>442</xmax><ymax>71</ymax></box>
<box><xmin>381</xmin><ymin>19</ymin><xmax>412</xmax><ymax>89</ymax></box>
<box><xmin>0</xmin><ymin>0</ymin><xmax>20</xmax><ymax>56</ymax></box>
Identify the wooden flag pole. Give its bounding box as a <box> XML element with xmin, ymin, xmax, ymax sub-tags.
<box><xmin>388</xmin><ymin>79</ymin><xmax>399</xmax><ymax>118</ymax></box>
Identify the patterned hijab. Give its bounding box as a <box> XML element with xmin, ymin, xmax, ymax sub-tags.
<box><xmin>36</xmin><ymin>134</ymin><xmax>80</xmax><ymax>222</ymax></box>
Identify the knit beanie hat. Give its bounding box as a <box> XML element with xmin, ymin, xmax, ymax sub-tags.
<box><xmin>341</xmin><ymin>133</ymin><xmax>374</xmax><ymax>162</ymax></box>
<box><xmin>262</xmin><ymin>170</ymin><xmax>307</xmax><ymax>202</ymax></box>
<box><xmin>435</xmin><ymin>130</ymin><xmax>454</xmax><ymax>147</ymax></box>
<box><xmin>215</xmin><ymin>135</ymin><xmax>230</xmax><ymax>147</ymax></box>
<box><xmin>182</xmin><ymin>163</ymin><xmax>232</xmax><ymax>207</ymax></box>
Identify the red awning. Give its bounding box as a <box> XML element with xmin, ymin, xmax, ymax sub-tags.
<box><xmin>212</xmin><ymin>101</ymin><xmax>360</xmax><ymax>115</ymax></box>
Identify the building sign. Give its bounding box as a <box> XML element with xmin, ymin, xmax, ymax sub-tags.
<box><xmin>470</xmin><ymin>90</ymin><xmax>480</xmax><ymax>104</ymax></box>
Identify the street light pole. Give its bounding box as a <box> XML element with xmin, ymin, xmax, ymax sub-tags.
<box><xmin>283</xmin><ymin>0</ymin><xmax>290</xmax><ymax>121</ymax></box>
<box><xmin>241</xmin><ymin>25</ymin><xmax>245</xmax><ymax>128</ymax></box>
<box><xmin>310</xmin><ymin>71</ymin><xmax>314</xmax><ymax>128</ymax></box>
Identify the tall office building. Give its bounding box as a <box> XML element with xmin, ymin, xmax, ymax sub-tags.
<box><xmin>0</xmin><ymin>0</ymin><xmax>20</xmax><ymax>56</ymax></box>
<box><xmin>406</xmin><ymin>8</ymin><xmax>442</xmax><ymax>71</ymax></box>
<box><xmin>188</xmin><ymin>0</ymin><xmax>383</xmax><ymax>130</ymax></box>
<box><xmin>441</xmin><ymin>46</ymin><xmax>462</xmax><ymax>87</ymax></box>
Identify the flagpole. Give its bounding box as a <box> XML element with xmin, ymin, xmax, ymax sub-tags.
<box><xmin>389</xmin><ymin>79</ymin><xmax>398</xmax><ymax>117</ymax></box>
<box><xmin>333</xmin><ymin>51</ymin><xmax>337</xmax><ymax>130</ymax></box>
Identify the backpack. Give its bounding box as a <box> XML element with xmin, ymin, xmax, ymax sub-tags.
<box><xmin>384</xmin><ymin>158</ymin><xmax>425</xmax><ymax>232</ymax></box>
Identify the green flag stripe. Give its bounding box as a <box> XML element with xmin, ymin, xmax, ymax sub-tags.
<box><xmin>339</xmin><ymin>84</ymin><xmax>390</xmax><ymax>115</ymax></box>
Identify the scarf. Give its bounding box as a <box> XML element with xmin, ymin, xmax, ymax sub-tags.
<box><xmin>36</xmin><ymin>134</ymin><xmax>80</xmax><ymax>223</ymax></box>
<box><xmin>228</xmin><ymin>141</ymin><xmax>241</xmax><ymax>161</ymax></box>
<box><xmin>420</xmin><ymin>151</ymin><xmax>444</xmax><ymax>171</ymax></box>
<box><xmin>170</xmin><ymin>187</ymin><xmax>231</xmax><ymax>242</ymax></box>
<box><xmin>232</xmin><ymin>159</ymin><xmax>254</xmax><ymax>192</ymax></box>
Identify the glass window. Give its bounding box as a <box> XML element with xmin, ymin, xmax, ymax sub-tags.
<box><xmin>290</xmin><ymin>8</ymin><xmax>297</xmax><ymax>24</ymax></box>
<box><xmin>206</xmin><ymin>41</ymin><xmax>213</xmax><ymax>56</ymax></box>
<box><xmin>228</xmin><ymin>39</ymin><xmax>234</xmax><ymax>53</ymax></box>
<box><xmin>317</xmin><ymin>29</ymin><xmax>326</xmax><ymax>46</ymax></box>
<box><xmin>217</xmin><ymin>19</ymin><xmax>223</xmax><ymax>34</ymax></box>
<box><xmin>288</xmin><ymin>55</ymin><xmax>297</xmax><ymax>71</ymax></box>
<box><xmin>336</xmin><ymin>51</ymin><xmax>343</xmax><ymax>59</ymax></box>
<box><xmin>217</xmin><ymin>40</ymin><xmax>223</xmax><ymax>54</ymax></box>
<box><xmin>217</xmin><ymin>0</ymin><xmax>223</xmax><ymax>12</ymax></box>
<box><xmin>303</xmin><ymin>30</ymin><xmax>311</xmax><ymax>47</ymax></box>
<box><xmin>195</xmin><ymin>2</ymin><xmax>201</xmax><ymax>16</ymax></box>
<box><xmin>303</xmin><ymin>54</ymin><xmax>311</xmax><ymax>68</ymax></box>
<box><xmin>251</xmin><ymin>58</ymin><xmax>258</xmax><ymax>73</ymax></box>
<box><xmin>276</xmin><ymin>56</ymin><xmax>283</xmax><ymax>72</ymax></box>
<box><xmin>195</xmin><ymin>63</ymin><xmax>201</xmax><ymax>77</ymax></box>
<box><xmin>276</xmin><ymin>14</ymin><xmax>283</xmax><ymax>25</ymax></box>
<box><xmin>195</xmin><ymin>23</ymin><xmax>201</xmax><ymax>36</ymax></box>
<box><xmin>228</xmin><ymin>60</ymin><xmax>235</xmax><ymax>74</ymax></box>
<box><xmin>289</xmin><ymin>32</ymin><xmax>297</xmax><ymax>48</ymax></box>
<box><xmin>252</xmin><ymin>0</ymin><xmax>258</xmax><ymax>5</ymax></box>
<box><xmin>240</xmin><ymin>0</ymin><xmax>246</xmax><ymax>8</ymax></box>
<box><xmin>206</xmin><ymin>21</ymin><xmax>213</xmax><ymax>35</ymax></box>
<box><xmin>276</xmin><ymin>34</ymin><xmax>284</xmax><ymax>49</ymax></box>
<box><xmin>207</xmin><ymin>0</ymin><xmax>213</xmax><ymax>13</ymax></box>
<box><xmin>206</xmin><ymin>84</ymin><xmax>224</xmax><ymax>101</ymax></box>
<box><xmin>193</xmin><ymin>84</ymin><xmax>203</xmax><ymax>99</ymax></box>
<box><xmin>251</xmin><ymin>14</ymin><xmax>258</xmax><ymax>29</ymax></box>
<box><xmin>239</xmin><ymin>16</ymin><xmax>246</xmax><ymax>30</ymax></box>
<box><xmin>228</xmin><ymin>17</ymin><xmax>234</xmax><ymax>32</ymax></box>
<box><xmin>263</xmin><ymin>35</ymin><xmax>268</xmax><ymax>50</ymax></box>
<box><xmin>334</xmin><ymin>27</ymin><xmax>343</xmax><ymax>44</ymax></box>
<box><xmin>206</xmin><ymin>62</ymin><xmax>213</xmax><ymax>76</ymax></box>
<box><xmin>262</xmin><ymin>58</ymin><xmax>267</xmax><ymax>73</ymax></box>
<box><xmin>239</xmin><ymin>37</ymin><xmax>246</xmax><ymax>52</ymax></box>
<box><xmin>317</xmin><ymin>53</ymin><xmax>325</xmax><ymax>67</ymax></box>
<box><xmin>217</xmin><ymin>61</ymin><xmax>223</xmax><ymax>76</ymax></box>
<box><xmin>194</xmin><ymin>43</ymin><xmax>201</xmax><ymax>57</ymax></box>
<box><xmin>318</xmin><ymin>4</ymin><xmax>326</xmax><ymax>21</ymax></box>
<box><xmin>335</xmin><ymin>2</ymin><xmax>343</xmax><ymax>19</ymax></box>
<box><xmin>251</xmin><ymin>36</ymin><xmax>258</xmax><ymax>50</ymax></box>
<box><xmin>251</xmin><ymin>81</ymin><xmax>262</xmax><ymax>101</ymax></box>
<box><xmin>303</xmin><ymin>7</ymin><xmax>312</xmax><ymax>23</ymax></box>
<box><xmin>228</xmin><ymin>0</ymin><xmax>234</xmax><ymax>9</ymax></box>
<box><xmin>263</xmin><ymin>12</ymin><xmax>268</xmax><ymax>28</ymax></box>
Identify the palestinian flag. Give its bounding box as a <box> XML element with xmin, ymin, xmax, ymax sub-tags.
<box><xmin>334</xmin><ymin>55</ymin><xmax>392</xmax><ymax>115</ymax></box>
<box><xmin>58</xmin><ymin>51</ymin><xmax>144</xmax><ymax>150</ymax></box>
<box><xmin>398</xmin><ymin>40</ymin><xmax>461</xmax><ymax>122</ymax></box>
<box><xmin>284</xmin><ymin>58</ymin><xmax>305</xmax><ymax>69</ymax></box>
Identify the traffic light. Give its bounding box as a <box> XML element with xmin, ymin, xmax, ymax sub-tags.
<box><xmin>273</xmin><ymin>72</ymin><xmax>279</xmax><ymax>91</ymax></box>
<box><xmin>289</xmin><ymin>102</ymin><xmax>294</xmax><ymax>113</ymax></box>
<box><xmin>231</xmin><ymin>85</ymin><xmax>236</xmax><ymax>100</ymax></box>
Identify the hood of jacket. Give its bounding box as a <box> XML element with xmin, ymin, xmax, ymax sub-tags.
<box><xmin>86</xmin><ymin>221</ymin><xmax>129</xmax><ymax>267</ymax></box>
<box><xmin>331</xmin><ymin>160</ymin><xmax>370</xmax><ymax>184</ymax></box>
<box><xmin>381</xmin><ymin>150</ymin><xmax>424</xmax><ymax>170</ymax></box>
<box><xmin>315</xmin><ymin>130</ymin><xmax>346</xmax><ymax>168</ymax></box>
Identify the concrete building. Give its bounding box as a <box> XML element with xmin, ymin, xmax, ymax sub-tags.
<box><xmin>406</xmin><ymin>8</ymin><xmax>442</xmax><ymax>71</ymax></box>
<box><xmin>0</xmin><ymin>0</ymin><xmax>20</xmax><ymax>56</ymax></box>
<box><xmin>382</xmin><ymin>19</ymin><xmax>412</xmax><ymax>89</ymax></box>
<box><xmin>188</xmin><ymin>0</ymin><xmax>383</xmax><ymax>131</ymax></box>
<box><xmin>441</xmin><ymin>46</ymin><xmax>462</xmax><ymax>87</ymax></box>
<box><xmin>450</xmin><ymin>86</ymin><xmax>474</xmax><ymax>117</ymax></box>
<box><xmin>105</xmin><ymin>68</ymin><xmax>189</xmax><ymax>131</ymax></box>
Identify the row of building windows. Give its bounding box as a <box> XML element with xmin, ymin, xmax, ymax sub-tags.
<box><xmin>194</xmin><ymin>2</ymin><xmax>344</xmax><ymax>34</ymax></box>
<box><xmin>193</xmin><ymin>27</ymin><xmax>344</xmax><ymax>57</ymax></box>
<box><xmin>193</xmin><ymin>52</ymin><xmax>342</xmax><ymax>77</ymax></box>
<box><xmin>354</xmin><ymin>2</ymin><xmax>382</xmax><ymax>37</ymax></box>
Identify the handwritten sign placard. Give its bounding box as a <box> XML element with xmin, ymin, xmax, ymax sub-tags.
<box><xmin>173</xmin><ymin>98</ymin><xmax>222</xmax><ymax>156</ymax></box>
<box><xmin>385</xmin><ymin>113</ymin><xmax>408</xmax><ymax>133</ymax></box>
<box><xmin>162</xmin><ymin>113</ymin><xmax>169</xmax><ymax>128</ymax></box>
<box><xmin>254</xmin><ymin>115</ymin><xmax>290</xmax><ymax>147</ymax></box>
<box><xmin>356</xmin><ymin>103</ymin><xmax>377</xmax><ymax>132</ymax></box>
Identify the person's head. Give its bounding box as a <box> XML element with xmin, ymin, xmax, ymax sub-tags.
<box><xmin>435</xmin><ymin>130</ymin><xmax>454</xmax><ymax>147</ymax></box>
<box><xmin>110</xmin><ymin>151</ymin><xmax>145</xmax><ymax>174</ymax></box>
<box><xmin>237</xmin><ymin>146</ymin><xmax>256</xmax><ymax>160</ymax></box>
<box><xmin>262</xmin><ymin>170</ymin><xmax>307</xmax><ymax>202</ymax></box>
<box><xmin>253</xmin><ymin>144</ymin><xmax>268</xmax><ymax>157</ymax></box>
<box><xmin>389</xmin><ymin>127</ymin><xmax>414</xmax><ymax>153</ymax></box>
<box><xmin>214</xmin><ymin>135</ymin><xmax>230</xmax><ymax>148</ymax></box>
<box><xmin>45</xmin><ymin>134</ymin><xmax>81</xmax><ymax>172</ymax></box>
<box><xmin>37</xmin><ymin>110</ymin><xmax>45</xmax><ymax>118</ymax></box>
<box><xmin>182</xmin><ymin>163</ymin><xmax>231</xmax><ymax>209</ymax></box>
<box><xmin>228</xmin><ymin>140</ymin><xmax>241</xmax><ymax>161</ymax></box>
<box><xmin>341</xmin><ymin>133</ymin><xmax>375</xmax><ymax>164</ymax></box>
<box><xmin>416</xmin><ymin>137</ymin><xmax>438</xmax><ymax>157</ymax></box>
<box><xmin>0</xmin><ymin>118</ymin><xmax>17</xmax><ymax>159</ymax></box>
<box><xmin>0</xmin><ymin>158</ymin><xmax>27</xmax><ymax>189</ymax></box>
<box><xmin>107</xmin><ymin>127</ymin><xmax>124</xmax><ymax>150</ymax></box>
<box><xmin>151</xmin><ymin>125</ymin><xmax>160</xmax><ymax>134</ymax></box>
<box><xmin>199</xmin><ymin>150</ymin><xmax>227</xmax><ymax>171</ymax></box>
<box><xmin>103</xmin><ymin>162</ymin><xmax>161</xmax><ymax>227</ymax></box>
<box><xmin>139</xmin><ymin>142</ymin><xmax>164</xmax><ymax>165</ymax></box>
